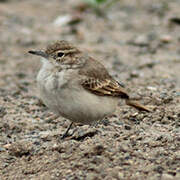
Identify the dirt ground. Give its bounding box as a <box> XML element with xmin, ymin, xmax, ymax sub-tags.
<box><xmin>0</xmin><ymin>0</ymin><xmax>180</xmax><ymax>179</ymax></box>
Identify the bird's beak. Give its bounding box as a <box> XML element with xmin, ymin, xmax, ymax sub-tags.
<box><xmin>28</xmin><ymin>50</ymin><xmax>48</xmax><ymax>58</ymax></box>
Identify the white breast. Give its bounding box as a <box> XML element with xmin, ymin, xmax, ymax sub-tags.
<box><xmin>36</xmin><ymin>59</ymin><xmax>118</xmax><ymax>124</ymax></box>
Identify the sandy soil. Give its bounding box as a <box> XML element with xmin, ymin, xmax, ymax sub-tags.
<box><xmin>0</xmin><ymin>0</ymin><xmax>180</xmax><ymax>179</ymax></box>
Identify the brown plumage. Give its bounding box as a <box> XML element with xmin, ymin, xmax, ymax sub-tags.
<box><xmin>79</xmin><ymin>56</ymin><xmax>150</xmax><ymax>112</ymax></box>
<box><xmin>45</xmin><ymin>40</ymin><xmax>80</xmax><ymax>55</ymax></box>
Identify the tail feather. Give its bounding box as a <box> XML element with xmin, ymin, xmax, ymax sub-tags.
<box><xmin>125</xmin><ymin>99</ymin><xmax>151</xmax><ymax>112</ymax></box>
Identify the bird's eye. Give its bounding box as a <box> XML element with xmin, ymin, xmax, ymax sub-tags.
<box><xmin>57</xmin><ymin>52</ymin><xmax>64</xmax><ymax>58</ymax></box>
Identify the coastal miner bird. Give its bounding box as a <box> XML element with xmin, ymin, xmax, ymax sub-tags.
<box><xmin>28</xmin><ymin>40</ymin><xmax>150</xmax><ymax>138</ymax></box>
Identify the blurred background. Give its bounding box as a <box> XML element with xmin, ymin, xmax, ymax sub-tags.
<box><xmin>0</xmin><ymin>0</ymin><xmax>180</xmax><ymax>179</ymax></box>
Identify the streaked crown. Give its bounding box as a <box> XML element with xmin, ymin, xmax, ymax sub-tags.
<box><xmin>46</xmin><ymin>40</ymin><xmax>79</xmax><ymax>55</ymax></box>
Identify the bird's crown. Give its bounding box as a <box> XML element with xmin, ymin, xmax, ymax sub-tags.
<box><xmin>46</xmin><ymin>40</ymin><xmax>79</xmax><ymax>55</ymax></box>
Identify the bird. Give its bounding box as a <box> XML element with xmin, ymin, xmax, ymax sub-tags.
<box><xmin>28</xmin><ymin>40</ymin><xmax>150</xmax><ymax>138</ymax></box>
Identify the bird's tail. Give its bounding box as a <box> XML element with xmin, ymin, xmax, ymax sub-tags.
<box><xmin>125</xmin><ymin>99</ymin><xmax>151</xmax><ymax>112</ymax></box>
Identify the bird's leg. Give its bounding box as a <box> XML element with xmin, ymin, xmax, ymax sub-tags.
<box><xmin>61</xmin><ymin>122</ymin><xmax>73</xmax><ymax>139</ymax></box>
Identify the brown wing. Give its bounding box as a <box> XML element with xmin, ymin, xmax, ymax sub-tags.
<box><xmin>79</xmin><ymin>56</ymin><xmax>129</xmax><ymax>98</ymax></box>
<box><xmin>81</xmin><ymin>77</ymin><xmax>151</xmax><ymax>112</ymax></box>
<box><xmin>79</xmin><ymin>56</ymin><xmax>150</xmax><ymax>112</ymax></box>
<box><xmin>81</xmin><ymin>78</ymin><xmax>129</xmax><ymax>99</ymax></box>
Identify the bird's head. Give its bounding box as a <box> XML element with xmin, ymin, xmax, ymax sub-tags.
<box><xmin>28</xmin><ymin>40</ymin><xmax>83</xmax><ymax>68</ymax></box>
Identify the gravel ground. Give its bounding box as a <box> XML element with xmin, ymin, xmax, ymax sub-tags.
<box><xmin>0</xmin><ymin>0</ymin><xmax>180</xmax><ymax>179</ymax></box>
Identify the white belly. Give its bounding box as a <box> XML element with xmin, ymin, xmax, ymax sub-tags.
<box><xmin>37</xmin><ymin>63</ymin><xmax>118</xmax><ymax>124</ymax></box>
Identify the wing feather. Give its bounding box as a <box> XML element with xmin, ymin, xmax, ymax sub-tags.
<box><xmin>78</xmin><ymin>56</ymin><xmax>150</xmax><ymax>112</ymax></box>
<box><xmin>81</xmin><ymin>78</ymin><xmax>129</xmax><ymax>98</ymax></box>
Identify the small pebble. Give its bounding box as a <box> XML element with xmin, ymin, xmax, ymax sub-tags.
<box><xmin>147</xmin><ymin>86</ymin><xmax>157</xmax><ymax>91</ymax></box>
